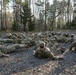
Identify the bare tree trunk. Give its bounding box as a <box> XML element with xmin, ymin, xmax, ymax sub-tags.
<box><xmin>5</xmin><ymin>6</ymin><xmax>7</xmax><ymax>30</ymax></box>
<box><xmin>51</xmin><ymin>0</ymin><xmax>57</xmax><ymax>31</ymax></box>
<box><xmin>67</xmin><ymin>0</ymin><xmax>70</xmax><ymax>28</ymax></box>
<box><xmin>13</xmin><ymin>0</ymin><xmax>15</xmax><ymax>30</ymax></box>
<box><xmin>3</xmin><ymin>0</ymin><xmax>6</xmax><ymax>30</ymax></box>
<box><xmin>44</xmin><ymin>0</ymin><xmax>47</xmax><ymax>31</ymax></box>
<box><xmin>73</xmin><ymin>0</ymin><xmax>76</xmax><ymax>19</ymax></box>
<box><xmin>13</xmin><ymin>0</ymin><xmax>17</xmax><ymax>31</ymax></box>
<box><xmin>1</xmin><ymin>0</ymin><xmax>3</xmax><ymax>30</ymax></box>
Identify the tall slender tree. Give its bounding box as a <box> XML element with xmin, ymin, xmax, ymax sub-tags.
<box><xmin>21</xmin><ymin>2</ymin><xmax>31</xmax><ymax>31</ymax></box>
<box><xmin>44</xmin><ymin>0</ymin><xmax>47</xmax><ymax>31</ymax></box>
<box><xmin>1</xmin><ymin>0</ymin><xmax>3</xmax><ymax>30</ymax></box>
<box><xmin>3</xmin><ymin>0</ymin><xmax>9</xmax><ymax>30</ymax></box>
<box><xmin>67</xmin><ymin>0</ymin><xmax>71</xmax><ymax>28</ymax></box>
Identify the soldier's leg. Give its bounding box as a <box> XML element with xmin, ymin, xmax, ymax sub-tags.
<box><xmin>44</xmin><ymin>51</ymin><xmax>55</xmax><ymax>59</ymax></box>
<box><xmin>53</xmin><ymin>55</ymin><xmax>64</xmax><ymax>60</ymax></box>
<box><xmin>69</xmin><ymin>43</ymin><xmax>74</xmax><ymax>51</ymax></box>
<box><xmin>69</xmin><ymin>41</ymin><xmax>76</xmax><ymax>51</ymax></box>
<box><xmin>46</xmin><ymin>52</ymin><xmax>64</xmax><ymax>60</ymax></box>
<box><xmin>0</xmin><ymin>51</ymin><xmax>10</xmax><ymax>57</ymax></box>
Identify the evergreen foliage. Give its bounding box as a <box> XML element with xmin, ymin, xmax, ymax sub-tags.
<box><xmin>21</xmin><ymin>2</ymin><xmax>35</xmax><ymax>31</ymax></box>
<box><xmin>70</xmin><ymin>17</ymin><xmax>76</xmax><ymax>29</ymax></box>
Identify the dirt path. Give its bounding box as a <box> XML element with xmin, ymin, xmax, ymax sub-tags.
<box><xmin>0</xmin><ymin>47</ymin><xmax>76</xmax><ymax>75</ymax></box>
<box><xmin>0</xmin><ymin>30</ymin><xmax>76</xmax><ymax>75</ymax></box>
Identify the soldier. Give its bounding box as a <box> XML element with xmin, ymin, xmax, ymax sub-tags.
<box><xmin>51</xmin><ymin>43</ymin><xmax>59</xmax><ymax>54</ymax></box>
<box><xmin>5</xmin><ymin>33</ymin><xmax>12</xmax><ymax>39</ymax></box>
<box><xmin>0</xmin><ymin>50</ymin><xmax>10</xmax><ymax>58</ymax></box>
<box><xmin>46</xmin><ymin>41</ymin><xmax>54</xmax><ymax>49</ymax></box>
<box><xmin>33</xmin><ymin>41</ymin><xmax>64</xmax><ymax>59</ymax></box>
<box><xmin>63</xmin><ymin>33</ymin><xmax>70</xmax><ymax>37</ymax></box>
<box><xmin>68</xmin><ymin>34</ymin><xmax>75</xmax><ymax>43</ymax></box>
<box><xmin>54</xmin><ymin>35</ymin><xmax>67</xmax><ymax>43</ymax></box>
<box><xmin>46</xmin><ymin>42</ymin><xmax>65</xmax><ymax>55</ymax></box>
<box><xmin>0</xmin><ymin>44</ymin><xmax>27</xmax><ymax>58</ymax></box>
<box><xmin>69</xmin><ymin>41</ymin><xmax>76</xmax><ymax>51</ymax></box>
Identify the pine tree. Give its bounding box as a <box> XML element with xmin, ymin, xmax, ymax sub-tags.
<box><xmin>21</xmin><ymin>2</ymin><xmax>31</xmax><ymax>31</ymax></box>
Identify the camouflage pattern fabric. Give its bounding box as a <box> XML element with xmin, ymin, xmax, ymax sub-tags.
<box><xmin>0</xmin><ymin>44</ymin><xmax>27</xmax><ymax>56</ymax></box>
<box><xmin>69</xmin><ymin>41</ymin><xmax>76</xmax><ymax>51</ymax></box>
<box><xmin>34</xmin><ymin>47</ymin><xmax>54</xmax><ymax>58</ymax></box>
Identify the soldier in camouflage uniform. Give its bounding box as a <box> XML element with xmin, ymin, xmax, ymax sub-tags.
<box><xmin>0</xmin><ymin>50</ymin><xmax>10</xmax><ymax>57</ymax></box>
<box><xmin>33</xmin><ymin>41</ymin><xmax>63</xmax><ymax>59</ymax></box>
<box><xmin>0</xmin><ymin>44</ymin><xmax>27</xmax><ymax>58</ymax></box>
<box><xmin>68</xmin><ymin>34</ymin><xmax>75</xmax><ymax>43</ymax></box>
<box><xmin>69</xmin><ymin>41</ymin><xmax>76</xmax><ymax>51</ymax></box>
<box><xmin>54</xmin><ymin>35</ymin><xmax>67</xmax><ymax>43</ymax></box>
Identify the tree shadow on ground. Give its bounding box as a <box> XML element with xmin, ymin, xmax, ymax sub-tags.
<box><xmin>48</xmin><ymin>51</ymin><xmax>76</xmax><ymax>75</ymax></box>
<box><xmin>0</xmin><ymin>44</ymin><xmax>76</xmax><ymax>75</ymax></box>
<box><xmin>0</xmin><ymin>47</ymin><xmax>53</xmax><ymax>75</ymax></box>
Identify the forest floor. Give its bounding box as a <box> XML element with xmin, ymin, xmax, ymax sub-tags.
<box><xmin>0</xmin><ymin>30</ymin><xmax>76</xmax><ymax>75</ymax></box>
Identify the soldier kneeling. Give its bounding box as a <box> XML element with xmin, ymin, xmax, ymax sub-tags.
<box><xmin>33</xmin><ymin>41</ymin><xmax>64</xmax><ymax>60</ymax></box>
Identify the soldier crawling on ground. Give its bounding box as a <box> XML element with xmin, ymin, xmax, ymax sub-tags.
<box><xmin>0</xmin><ymin>51</ymin><xmax>10</xmax><ymax>58</ymax></box>
<box><xmin>0</xmin><ymin>44</ymin><xmax>27</xmax><ymax>58</ymax></box>
<box><xmin>33</xmin><ymin>41</ymin><xmax>64</xmax><ymax>60</ymax></box>
<box><xmin>67</xmin><ymin>34</ymin><xmax>75</xmax><ymax>44</ymax></box>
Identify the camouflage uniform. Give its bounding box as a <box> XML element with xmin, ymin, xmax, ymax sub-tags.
<box><xmin>0</xmin><ymin>50</ymin><xmax>10</xmax><ymax>57</ymax></box>
<box><xmin>51</xmin><ymin>43</ymin><xmax>59</xmax><ymax>54</ymax></box>
<box><xmin>0</xmin><ymin>44</ymin><xmax>26</xmax><ymax>58</ymax></box>
<box><xmin>68</xmin><ymin>34</ymin><xmax>75</xmax><ymax>43</ymax></box>
<box><xmin>46</xmin><ymin>42</ymin><xmax>54</xmax><ymax>49</ymax></box>
<box><xmin>34</xmin><ymin>41</ymin><xmax>63</xmax><ymax>59</ymax></box>
<box><xmin>69</xmin><ymin>41</ymin><xmax>76</xmax><ymax>51</ymax></box>
<box><xmin>0</xmin><ymin>50</ymin><xmax>3</xmax><ymax>57</ymax></box>
<box><xmin>55</xmin><ymin>36</ymin><xmax>67</xmax><ymax>43</ymax></box>
<box><xmin>34</xmin><ymin>47</ymin><xmax>54</xmax><ymax>58</ymax></box>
